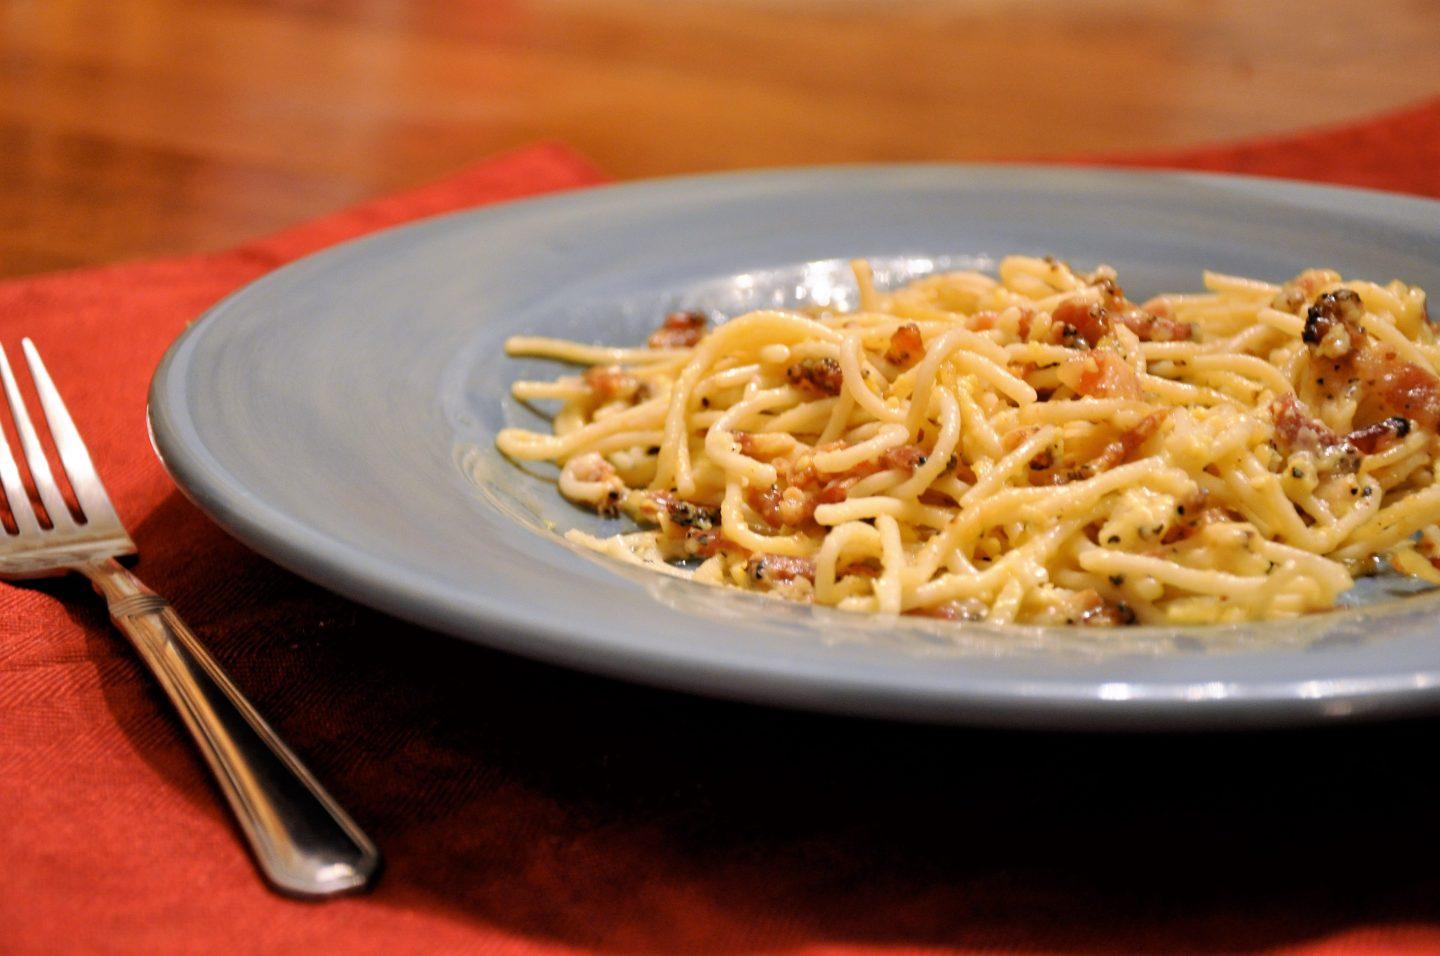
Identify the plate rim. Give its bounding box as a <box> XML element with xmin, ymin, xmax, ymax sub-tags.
<box><xmin>147</xmin><ymin>162</ymin><xmax>1440</xmax><ymax>729</ymax></box>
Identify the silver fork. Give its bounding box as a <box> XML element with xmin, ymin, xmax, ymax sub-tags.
<box><xmin>0</xmin><ymin>338</ymin><xmax>380</xmax><ymax>898</ymax></box>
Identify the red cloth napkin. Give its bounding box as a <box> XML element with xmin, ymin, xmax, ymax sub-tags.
<box><xmin>6</xmin><ymin>100</ymin><xmax>1440</xmax><ymax>955</ymax></box>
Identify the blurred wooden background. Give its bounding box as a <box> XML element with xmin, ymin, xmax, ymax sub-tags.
<box><xmin>3</xmin><ymin>0</ymin><xmax>1437</xmax><ymax>279</ymax></box>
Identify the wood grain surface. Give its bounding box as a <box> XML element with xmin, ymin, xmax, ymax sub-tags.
<box><xmin>3</xmin><ymin>0</ymin><xmax>1437</xmax><ymax>278</ymax></box>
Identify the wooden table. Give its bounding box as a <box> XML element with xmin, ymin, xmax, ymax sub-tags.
<box><xmin>3</xmin><ymin>0</ymin><xmax>1436</xmax><ymax>280</ymax></box>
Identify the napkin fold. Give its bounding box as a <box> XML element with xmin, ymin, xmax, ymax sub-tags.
<box><xmin>4</xmin><ymin>101</ymin><xmax>1440</xmax><ymax>955</ymax></box>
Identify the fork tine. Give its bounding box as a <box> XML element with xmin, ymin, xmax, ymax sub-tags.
<box><xmin>0</xmin><ymin>342</ymin><xmax>76</xmax><ymax>529</ymax></box>
<box><xmin>0</xmin><ymin>364</ymin><xmax>42</xmax><ymax>536</ymax></box>
<box><xmin>19</xmin><ymin>339</ymin><xmax>123</xmax><ymax>529</ymax></box>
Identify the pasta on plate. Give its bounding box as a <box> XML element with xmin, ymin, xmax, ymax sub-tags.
<box><xmin>496</xmin><ymin>256</ymin><xmax>1440</xmax><ymax>626</ymax></box>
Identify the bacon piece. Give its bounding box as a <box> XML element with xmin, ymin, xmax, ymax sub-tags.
<box><xmin>748</xmin><ymin>485</ymin><xmax>784</xmax><ymax>527</ymax></box>
<box><xmin>1057</xmin><ymin>350</ymin><xmax>1142</xmax><ymax>399</ymax></box>
<box><xmin>885</xmin><ymin>323</ymin><xmax>925</xmax><ymax>367</ymax></box>
<box><xmin>646</xmin><ymin>310</ymin><xmax>708</xmax><ymax>349</ymax></box>
<box><xmin>1051</xmin><ymin>299</ymin><xmax>1111</xmax><ymax>349</ymax></box>
<box><xmin>1160</xmin><ymin>490</ymin><xmax>1241</xmax><ymax>545</ymax></box>
<box><xmin>1090</xmin><ymin>411</ymin><xmax>1166</xmax><ymax>473</ymax></box>
<box><xmin>659</xmin><ymin>496</ymin><xmax>720</xmax><ymax>530</ymax></box>
<box><xmin>878</xmin><ymin>444</ymin><xmax>927</xmax><ymax>474</ymax></box>
<box><xmin>971</xmin><ymin>310</ymin><xmax>1003</xmax><ymax>332</ymax></box>
<box><xmin>1044</xmin><ymin>413</ymin><xmax>1163</xmax><ymax>485</ymax></box>
<box><xmin>1077</xmin><ymin>591</ymin><xmax>1138</xmax><ymax>627</ymax></box>
<box><xmin>1278</xmin><ymin>406</ymin><xmax>1417</xmax><ymax>470</ymax></box>
<box><xmin>1114</xmin><ymin>309</ymin><xmax>1193</xmax><ymax>343</ymax></box>
<box><xmin>1301</xmin><ymin>290</ymin><xmax>1365</xmax><ymax>357</ymax></box>
<box><xmin>1028</xmin><ymin>413</ymin><xmax>1163</xmax><ymax>486</ymax></box>
<box><xmin>770</xmin><ymin>439</ymin><xmax>928</xmax><ymax>511</ymax></box>
<box><xmin>650</xmin><ymin>493</ymin><xmax>726</xmax><ymax>558</ymax></box>
<box><xmin>1272</xmin><ymin>394</ymin><xmax>1344</xmax><ymax>453</ymax></box>
<box><xmin>1052</xmin><ymin>292</ymin><xmax>1191</xmax><ymax>349</ymax></box>
<box><xmin>1346</xmin><ymin>416</ymin><xmax>1411</xmax><ymax>454</ymax></box>
<box><xmin>747</xmin><ymin>484</ymin><xmax>817</xmax><ymax>528</ymax></box>
<box><xmin>905</xmin><ymin>599</ymin><xmax>987</xmax><ymax>622</ymax></box>
<box><xmin>1275</xmin><ymin>385</ymin><xmax>1423</xmax><ymax>461</ymax></box>
<box><xmin>785</xmin><ymin>357</ymin><xmax>844</xmax><ymax>397</ymax></box>
<box><xmin>1271</xmin><ymin>395</ymin><xmax>1361</xmax><ymax>474</ymax></box>
<box><xmin>777</xmin><ymin>487</ymin><xmax>817</xmax><ymax>525</ymax></box>
<box><xmin>682</xmin><ymin>529</ymin><xmax>724</xmax><ymax>558</ymax></box>
<box><xmin>744</xmin><ymin>553</ymin><xmax>816</xmax><ymax>585</ymax></box>
<box><xmin>582</xmin><ymin>364</ymin><xmax>642</xmax><ymax>402</ymax></box>
<box><xmin>775</xmin><ymin>453</ymin><xmax>818</xmax><ymax>491</ymax></box>
<box><xmin>813</xmin><ymin>443</ymin><xmax>930</xmax><ymax>504</ymax></box>
<box><xmin>1293</xmin><ymin>290</ymin><xmax>1436</xmax><ymax>430</ymax></box>
<box><xmin>1272</xmin><ymin>269</ymin><xmax>1341</xmax><ymax>314</ymax></box>
<box><xmin>1357</xmin><ymin>356</ymin><xmax>1440</xmax><ymax>432</ymax></box>
<box><xmin>1160</xmin><ymin>507</ymin><xmax>1234</xmax><ymax>545</ymax></box>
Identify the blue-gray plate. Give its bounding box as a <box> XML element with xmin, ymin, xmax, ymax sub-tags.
<box><xmin>148</xmin><ymin>165</ymin><xmax>1440</xmax><ymax>729</ymax></box>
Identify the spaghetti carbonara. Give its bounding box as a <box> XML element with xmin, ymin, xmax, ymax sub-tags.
<box><xmin>496</xmin><ymin>257</ymin><xmax>1440</xmax><ymax>626</ymax></box>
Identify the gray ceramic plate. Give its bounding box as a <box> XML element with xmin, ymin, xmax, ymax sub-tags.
<box><xmin>149</xmin><ymin>165</ymin><xmax>1440</xmax><ymax>729</ymax></box>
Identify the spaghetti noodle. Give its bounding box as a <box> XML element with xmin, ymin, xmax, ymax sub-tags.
<box><xmin>497</xmin><ymin>257</ymin><xmax>1440</xmax><ymax>626</ymax></box>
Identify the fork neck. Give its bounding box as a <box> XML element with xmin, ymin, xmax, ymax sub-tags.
<box><xmin>81</xmin><ymin>558</ymin><xmax>156</xmax><ymax>602</ymax></box>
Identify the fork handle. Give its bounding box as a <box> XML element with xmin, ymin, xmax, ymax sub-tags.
<box><xmin>82</xmin><ymin>558</ymin><xmax>381</xmax><ymax>898</ymax></box>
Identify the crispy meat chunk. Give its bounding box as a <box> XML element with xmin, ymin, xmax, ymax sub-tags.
<box><xmin>1114</xmin><ymin>309</ymin><xmax>1193</xmax><ymax>343</ymax></box>
<box><xmin>647</xmin><ymin>311</ymin><xmax>708</xmax><ymax>349</ymax></box>
<box><xmin>814</xmin><ymin>443</ymin><xmax>928</xmax><ymax>503</ymax></box>
<box><xmin>745</xmin><ymin>553</ymin><xmax>817</xmax><ymax>585</ymax></box>
<box><xmin>1355</xmin><ymin>354</ymin><xmax>1440</xmax><ymax>432</ymax></box>
<box><xmin>658</xmin><ymin>495</ymin><xmax>720</xmax><ymax>530</ymax></box>
<box><xmin>582</xmin><ymin>364</ymin><xmax>644</xmax><ymax>403</ymax></box>
<box><xmin>1272</xmin><ymin>269</ymin><xmax>1341</xmax><ymax>314</ymax></box>
<box><xmin>747</xmin><ymin>484</ymin><xmax>817</xmax><ymax>528</ymax></box>
<box><xmin>1057</xmin><ymin>350</ymin><xmax>1142</xmax><ymax>399</ymax></box>
<box><xmin>1090</xmin><ymin>411</ymin><xmax>1166</xmax><ymax>473</ymax></box>
<box><xmin>785</xmin><ymin>357</ymin><xmax>844</xmax><ymax>397</ymax></box>
<box><xmin>763</xmin><ymin>439</ymin><xmax>928</xmax><ymax>514</ymax></box>
<box><xmin>650</xmin><ymin>493</ymin><xmax>725</xmax><ymax>556</ymax></box>
<box><xmin>905</xmin><ymin>599</ymin><xmax>988</xmax><ymax>622</ymax></box>
<box><xmin>972</xmin><ymin>310</ymin><xmax>1003</xmax><ymax>333</ymax></box>
<box><xmin>1301</xmin><ymin>290</ymin><xmax>1365</xmax><ymax>357</ymax></box>
<box><xmin>1161</xmin><ymin>490</ymin><xmax>1241</xmax><ymax>545</ymax></box>
<box><xmin>878</xmin><ymin>444</ymin><xmax>927</xmax><ymax>474</ymax></box>
<box><xmin>1346</xmin><ymin>416</ymin><xmax>1411</xmax><ymax>454</ymax></box>
<box><xmin>749</xmin><ymin>485</ymin><xmax>784</xmax><ymax>527</ymax></box>
<box><xmin>1271</xmin><ymin>395</ymin><xmax>1361</xmax><ymax>474</ymax></box>
<box><xmin>1051</xmin><ymin>291</ymin><xmax>1192</xmax><ymax>349</ymax></box>
<box><xmin>1293</xmin><ymin>289</ymin><xmax>1435</xmax><ymax>431</ymax></box>
<box><xmin>1051</xmin><ymin>299</ymin><xmax>1112</xmax><ymax>350</ymax></box>
<box><xmin>884</xmin><ymin>323</ymin><xmax>925</xmax><ymax>367</ymax></box>
<box><xmin>1078</xmin><ymin>593</ymin><xmax>1139</xmax><ymax>626</ymax></box>
<box><xmin>1032</xmin><ymin>412</ymin><xmax>1165</xmax><ymax>486</ymax></box>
